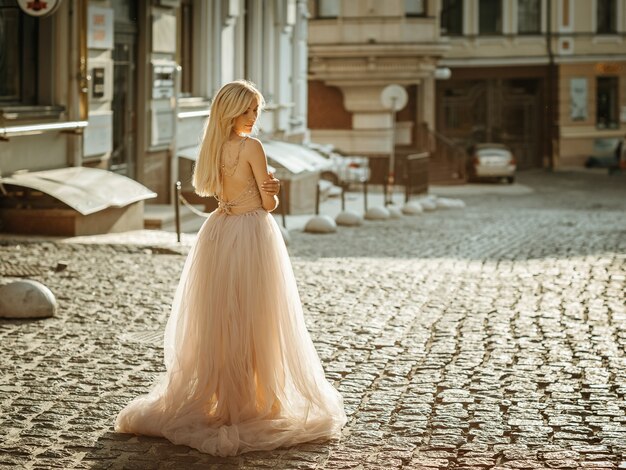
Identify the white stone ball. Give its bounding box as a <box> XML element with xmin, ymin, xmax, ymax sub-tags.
<box><xmin>304</xmin><ymin>215</ymin><xmax>337</xmax><ymax>234</ymax></box>
<box><xmin>364</xmin><ymin>206</ymin><xmax>391</xmax><ymax>220</ymax></box>
<box><xmin>402</xmin><ymin>201</ymin><xmax>424</xmax><ymax>215</ymax></box>
<box><xmin>419</xmin><ymin>198</ymin><xmax>437</xmax><ymax>211</ymax></box>
<box><xmin>335</xmin><ymin>210</ymin><xmax>363</xmax><ymax>227</ymax></box>
<box><xmin>0</xmin><ymin>280</ymin><xmax>57</xmax><ymax>319</ymax></box>
<box><xmin>388</xmin><ymin>205</ymin><xmax>404</xmax><ymax>219</ymax></box>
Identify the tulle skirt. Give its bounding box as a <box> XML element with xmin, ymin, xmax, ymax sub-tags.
<box><xmin>115</xmin><ymin>209</ymin><xmax>346</xmax><ymax>456</ymax></box>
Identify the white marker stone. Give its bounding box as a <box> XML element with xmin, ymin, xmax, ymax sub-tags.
<box><xmin>0</xmin><ymin>280</ymin><xmax>57</xmax><ymax>319</ymax></box>
<box><xmin>335</xmin><ymin>210</ymin><xmax>363</xmax><ymax>227</ymax></box>
<box><xmin>304</xmin><ymin>215</ymin><xmax>337</xmax><ymax>234</ymax></box>
<box><xmin>364</xmin><ymin>206</ymin><xmax>391</xmax><ymax>221</ymax></box>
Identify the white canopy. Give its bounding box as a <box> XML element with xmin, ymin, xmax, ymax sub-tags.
<box><xmin>1</xmin><ymin>167</ymin><xmax>157</xmax><ymax>215</ymax></box>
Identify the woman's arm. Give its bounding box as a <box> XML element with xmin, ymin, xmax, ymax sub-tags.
<box><xmin>245</xmin><ymin>138</ymin><xmax>279</xmax><ymax>212</ymax></box>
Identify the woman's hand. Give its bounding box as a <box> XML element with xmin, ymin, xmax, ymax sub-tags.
<box><xmin>261</xmin><ymin>173</ymin><xmax>280</xmax><ymax>197</ymax></box>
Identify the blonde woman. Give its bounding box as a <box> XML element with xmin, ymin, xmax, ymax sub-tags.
<box><xmin>115</xmin><ymin>80</ymin><xmax>347</xmax><ymax>456</ymax></box>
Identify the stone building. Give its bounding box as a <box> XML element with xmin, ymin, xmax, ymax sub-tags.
<box><xmin>436</xmin><ymin>0</ymin><xmax>626</xmax><ymax>169</ymax></box>
<box><xmin>307</xmin><ymin>0</ymin><xmax>449</xmax><ymax>185</ymax></box>
<box><xmin>308</xmin><ymin>0</ymin><xmax>626</xmax><ymax>182</ymax></box>
<box><xmin>0</xmin><ymin>0</ymin><xmax>311</xmax><ymax>234</ymax></box>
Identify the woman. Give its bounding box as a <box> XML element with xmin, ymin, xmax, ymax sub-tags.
<box><xmin>115</xmin><ymin>80</ymin><xmax>347</xmax><ymax>456</ymax></box>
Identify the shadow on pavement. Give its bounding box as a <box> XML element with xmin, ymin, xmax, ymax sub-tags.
<box><xmin>83</xmin><ymin>431</ymin><xmax>332</xmax><ymax>469</ymax></box>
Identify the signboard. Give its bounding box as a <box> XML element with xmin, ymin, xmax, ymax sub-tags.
<box><xmin>17</xmin><ymin>0</ymin><xmax>62</xmax><ymax>17</ymax></box>
<box><xmin>88</xmin><ymin>6</ymin><xmax>114</xmax><ymax>50</ymax></box>
<box><xmin>84</xmin><ymin>111</ymin><xmax>113</xmax><ymax>157</ymax></box>
<box><xmin>569</xmin><ymin>78</ymin><xmax>587</xmax><ymax>121</ymax></box>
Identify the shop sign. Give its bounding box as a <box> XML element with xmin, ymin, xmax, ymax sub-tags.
<box><xmin>17</xmin><ymin>0</ymin><xmax>62</xmax><ymax>17</ymax></box>
<box><xmin>595</xmin><ymin>63</ymin><xmax>621</xmax><ymax>74</ymax></box>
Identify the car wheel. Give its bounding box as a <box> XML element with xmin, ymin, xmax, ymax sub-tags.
<box><xmin>320</xmin><ymin>171</ymin><xmax>339</xmax><ymax>186</ymax></box>
<box><xmin>507</xmin><ymin>176</ymin><xmax>515</xmax><ymax>184</ymax></box>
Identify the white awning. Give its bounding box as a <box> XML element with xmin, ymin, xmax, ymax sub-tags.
<box><xmin>0</xmin><ymin>167</ymin><xmax>157</xmax><ymax>215</ymax></box>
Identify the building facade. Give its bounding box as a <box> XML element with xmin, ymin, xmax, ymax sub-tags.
<box><xmin>438</xmin><ymin>0</ymin><xmax>626</xmax><ymax>169</ymax></box>
<box><xmin>307</xmin><ymin>0</ymin><xmax>449</xmax><ymax>184</ymax></box>
<box><xmin>0</xmin><ymin>0</ymin><xmax>308</xmax><ymax>212</ymax></box>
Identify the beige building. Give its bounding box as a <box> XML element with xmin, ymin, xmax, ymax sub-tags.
<box><xmin>0</xmin><ymin>0</ymin><xmax>313</xmax><ymax>235</ymax></box>
<box><xmin>307</xmin><ymin>0</ymin><xmax>449</xmax><ymax>184</ymax></box>
<box><xmin>309</xmin><ymin>0</ymin><xmax>626</xmax><ymax>181</ymax></box>
<box><xmin>439</xmin><ymin>0</ymin><xmax>626</xmax><ymax>169</ymax></box>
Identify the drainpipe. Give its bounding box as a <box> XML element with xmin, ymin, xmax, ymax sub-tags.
<box><xmin>546</xmin><ymin>0</ymin><xmax>555</xmax><ymax>170</ymax></box>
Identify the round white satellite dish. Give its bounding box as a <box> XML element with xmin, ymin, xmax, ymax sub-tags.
<box><xmin>381</xmin><ymin>84</ymin><xmax>408</xmax><ymax>111</ymax></box>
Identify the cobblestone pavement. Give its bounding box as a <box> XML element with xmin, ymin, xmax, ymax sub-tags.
<box><xmin>0</xmin><ymin>170</ymin><xmax>625</xmax><ymax>470</ymax></box>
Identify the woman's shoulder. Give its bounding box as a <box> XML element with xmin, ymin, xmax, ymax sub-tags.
<box><xmin>242</xmin><ymin>136</ymin><xmax>265</xmax><ymax>159</ymax></box>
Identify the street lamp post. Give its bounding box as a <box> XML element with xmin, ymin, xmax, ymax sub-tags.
<box><xmin>381</xmin><ymin>84</ymin><xmax>408</xmax><ymax>206</ymax></box>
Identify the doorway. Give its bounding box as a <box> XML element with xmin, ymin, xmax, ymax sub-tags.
<box><xmin>438</xmin><ymin>78</ymin><xmax>543</xmax><ymax>170</ymax></box>
<box><xmin>110</xmin><ymin>1</ymin><xmax>137</xmax><ymax>178</ymax></box>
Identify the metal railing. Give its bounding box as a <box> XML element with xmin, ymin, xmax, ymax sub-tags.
<box><xmin>0</xmin><ymin>120</ymin><xmax>88</xmax><ymax>140</ymax></box>
<box><xmin>420</xmin><ymin>123</ymin><xmax>467</xmax><ymax>182</ymax></box>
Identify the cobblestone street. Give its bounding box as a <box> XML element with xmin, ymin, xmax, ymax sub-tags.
<box><xmin>1</xmin><ymin>170</ymin><xmax>625</xmax><ymax>470</ymax></box>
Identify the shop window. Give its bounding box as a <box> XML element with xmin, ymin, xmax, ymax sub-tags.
<box><xmin>518</xmin><ymin>0</ymin><xmax>541</xmax><ymax>34</ymax></box>
<box><xmin>597</xmin><ymin>0</ymin><xmax>617</xmax><ymax>34</ymax></box>
<box><xmin>317</xmin><ymin>0</ymin><xmax>339</xmax><ymax>18</ymax></box>
<box><xmin>405</xmin><ymin>0</ymin><xmax>425</xmax><ymax>17</ymax></box>
<box><xmin>479</xmin><ymin>0</ymin><xmax>502</xmax><ymax>35</ymax></box>
<box><xmin>440</xmin><ymin>0</ymin><xmax>463</xmax><ymax>35</ymax></box>
<box><xmin>0</xmin><ymin>1</ymin><xmax>38</xmax><ymax>104</ymax></box>
<box><xmin>596</xmin><ymin>77</ymin><xmax>619</xmax><ymax>129</ymax></box>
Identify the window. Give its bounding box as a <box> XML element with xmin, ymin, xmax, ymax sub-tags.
<box><xmin>518</xmin><ymin>0</ymin><xmax>541</xmax><ymax>34</ymax></box>
<box><xmin>596</xmin><ymin>77</ymin><xmax>619</xmax><ymax>129</ymax></box>
<box><xmin>317</xmin><ymin>0</ymin><xmax>339</xmax><ymax>18</ymax></box>
<box><xmin>479</xmin><ymin>0</ymin><xmax>502</xmax><ymax>35</ymax></box>
<box><xmin>597</xmin><ymin>0</ymin><xmax>617</xmax><ymax>34</ymax></box>
<box><xmin>440</xmin><ymin>0</ymin><xmax>463</xmax><ymax>35</ymax></box>
<box><xmin>405</xmin><ymin>0</ymin><xmax>425</xmax><ymax>16</ymax></box>
<box><xmin>0</xmin><ymin>1</ymin><xmax>38</xmax><ymax>104</ymax></box>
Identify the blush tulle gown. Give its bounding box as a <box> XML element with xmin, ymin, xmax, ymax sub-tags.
<box><xmin>115</xmin><ymin>147</ymin><xmax>347</xmax><ymax>456</ymax></box>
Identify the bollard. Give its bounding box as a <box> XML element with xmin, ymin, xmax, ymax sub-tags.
<box><xmin>363</xmin><ymin>181</ymin><xmax>368</xmax><ymax>212</ymax></box>
<box><xmin>382</xmin><ymin>179</ymin><xmax>388</xmax><ymax>206</ymax></box>
<box><xmin>315</xmin><ymin>182</ymin><xmax>320</xmax><ymax>215</ymax></box>
<box><xmin>174</xmin><ymin>181</ymin><xmax>181</xmax><ymax>243</ymax></box>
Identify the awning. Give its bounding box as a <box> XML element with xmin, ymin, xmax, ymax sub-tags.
<box><xmin>0</xmin><ymin>167</ymin><xmax>157</xmax><ymax>216</ymax></box>
<box><xmin>266</xmin><ymin>140</ymin><xmax>332</xmax><ymax>172</ymax></box>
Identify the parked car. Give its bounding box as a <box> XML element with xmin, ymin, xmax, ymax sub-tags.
<box><xmin>467</xmin><ymin>143</ymin><xmax>516</xmax><ymax>183</ymax></box>
<box><xmin>305</xmin><ymin>142</ymin><xmax>371</xmax><ymax>186</ymax></box>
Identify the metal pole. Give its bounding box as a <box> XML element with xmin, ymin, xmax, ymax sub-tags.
<box><xmin>341</xmin><ymin>183</ymin><xmax>346</xmax><ymax>211</ymax></box>
<box><xmin>315</xmin><ymin>181</ymin><xmax>320</xmax><ymax>215</ymax></box>
<box><xmin>404</xmin><ymin>155</ymin><xmax>410</xmax><ymax>203</ymax></box>
<box><xmin>170</xmin><ymin>65</ymin><xmax>182</xmax><ymax>205</ymax></box>
<box><xmin>387</xmin><ymin>97</ymin><xmax>397</xmax><ymax>205</ymax></box>
<box><xmin>363</xmin><ymin>180</ymin><xmax>368</xmax><ymax>212</ymax></box>
<box><xmin>174</xmin><ymin>181</ymin><xmax>181</xmax><ymax>243</ymax></box>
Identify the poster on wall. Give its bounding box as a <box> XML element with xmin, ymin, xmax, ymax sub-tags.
<box><xmin>569</xmin><ymin>78</ymin><xmax>587</xmax><ymax>121</ymax></box>
<box><xmin>88</xmin><ymin>6</ymin><xmax>114</xmax><ymax>50</ymax></box>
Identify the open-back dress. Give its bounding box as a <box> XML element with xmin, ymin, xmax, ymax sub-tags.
<box><xmin>114</xmin><ymin>137</ymin><xmax>347</xmax><ymax>456</ymax></box>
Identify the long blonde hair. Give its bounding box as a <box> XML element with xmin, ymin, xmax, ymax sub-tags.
<box><xmin>193</xmin><ymin>80</ymin><xmax>265</xmax><ymax>197</ymax></box>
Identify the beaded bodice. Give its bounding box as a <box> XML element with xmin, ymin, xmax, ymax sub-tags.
<box><xmin>215</xmin><ymin>177</ymin><xmax>262</xmax><ymax>215</ymax></box>
<box><xmin>215</xmin><ymin>137</ymin><xmax>263</xmax><ymax>215</ymax></box>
